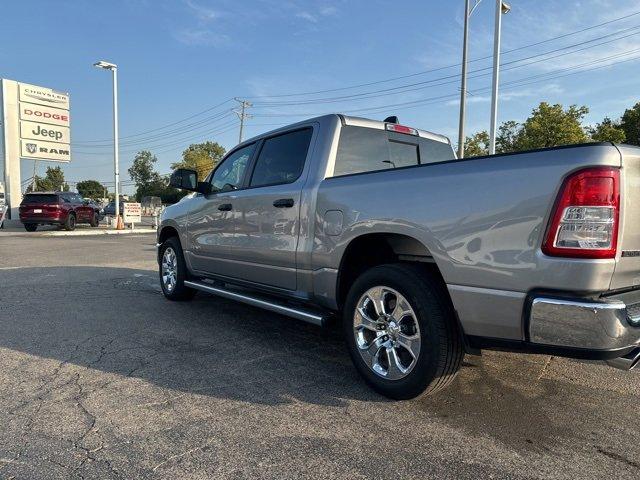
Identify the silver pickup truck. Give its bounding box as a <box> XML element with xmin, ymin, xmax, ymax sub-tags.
<box><xmin>158</xmin><ymin>114</ymin><xmax>640</xmax><ymax>399</ymax></box>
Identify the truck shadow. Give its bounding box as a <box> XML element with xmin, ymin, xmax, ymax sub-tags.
<box><xmin>1</xmin><ymin>266</ymin><xmax>638</xmax><ymax>454</ymax></box>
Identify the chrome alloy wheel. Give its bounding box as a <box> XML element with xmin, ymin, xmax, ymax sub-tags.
<box><xmin>161</xmin><ymin>247</ymin><xmax>178</xmax><ymax>293</ymax></box>
<box><xmin>353</xmin><ymin>286</ymin><xmax>421</xmax><ymax>380</ymax></box>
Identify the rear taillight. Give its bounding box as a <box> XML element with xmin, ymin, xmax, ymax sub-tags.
<box><xmin>542</xmin><ymin>167</ymin><xmax>620</xmax><ymax>259</ymax></box>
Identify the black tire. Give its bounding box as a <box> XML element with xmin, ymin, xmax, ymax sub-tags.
<box><xmin>64</xmin><ymin>213</ymin><xmax>76</xmax><ymax>231</ymax></box>
<box><xmin>90</xmin><ymin>212</ymin><xmax>99</xmax><ymax>227</ymax></box>
<box><xmin>159</xmin><ymin>236</ymin><xmax>197</xmax><ymax>301</ymax></box>
<box><xmin>24</xmin><ymin>224</ymin><xmax>37</xmax><ymax>232</ymax></box>
<box><xmin>343</xmin><ymin>263</ymin><xmax>464</xmax><ymax>400</ymax></box>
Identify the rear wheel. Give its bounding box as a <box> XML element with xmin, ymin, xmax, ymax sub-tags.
<box><xmin>159</xmin><ymin>236</ymin><xmax>197</xmax><ymax>301</ymax></box>
<box><xmin>343</xmin><ymin>263</ymin><xmax>464</xmax><ymax>400</ymax></box>
<box><xmin>24</xmin><ymin>224</ymin><xmax>37</xmax><ymax>232</ymax></box>
<box><xmin>64</xmin><ymin>213</ymin><xmax>76</xmax><ymax>231</ymax></box>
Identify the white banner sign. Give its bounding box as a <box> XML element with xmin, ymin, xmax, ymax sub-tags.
<box><xmin>21</xmin><ymin>139</ymin><xmax>71</xmax><ymax>162</ymax></box>
<box><xmin>19</xmin><ymin>82</ymin><xmax>69</xmax><ymax>109</ymax></box>
<box><xmin>123</xmin><ymin>203</ymin><xmax>142</xmax><ymax>223</ymax></box>
<box><xmin>20</xmin><ymin>103</ymin><xmax>70</xmax><ymax>127</ymax></box>
<box><xmin>20</xmin><ymin>120</ymin><xmax>70</xmax><ymax>144</ymax></box>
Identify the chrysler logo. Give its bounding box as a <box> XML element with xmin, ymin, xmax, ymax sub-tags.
<box><xmin>26</xmin><ymin>143</ymin><xmax>37</xmax><ymax>154</ymax></box>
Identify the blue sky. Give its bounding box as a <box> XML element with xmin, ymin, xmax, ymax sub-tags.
<box><xmin>2</xmin><ymin>0</ymin><xmax>639</xmax><ymax>194</ymax></box>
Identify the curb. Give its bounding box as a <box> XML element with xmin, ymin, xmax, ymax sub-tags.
<box><xmin>42</xmin><ymin>229</ymin><xmax>157</xmax><ymax>237</ymax></box>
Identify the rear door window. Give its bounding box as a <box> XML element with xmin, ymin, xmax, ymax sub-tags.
<box><xmin>249</xmin><ymin>128</ymin><xmax>313</xmax><ymax>188</ymax></box>
<box><xmin>333</xmin><ymin>126</ymin><xmax>454</xmax><ymax>176</ymax></box>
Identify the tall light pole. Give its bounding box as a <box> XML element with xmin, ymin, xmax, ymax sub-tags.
<box><xmin>93</xmin><ymin>60</ymin><xmax>122</xmax><ymax>229</ymax></box>
<box><xmin>489</xmin><ymin>1</ymin><xmax>511</xmax><ymax>155</ymax></box>
<box><xmin>458</xmin><ymin>0</ymin><xmax>484</xmax><ymax>159</ymax></box>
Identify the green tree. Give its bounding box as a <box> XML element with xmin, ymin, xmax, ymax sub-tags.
<box><xmin>76</xmin><ymin>180</ymin><xmax>105</xmax><ymax>199</ymax></box>
<box><xmin>620</xmin><ymin>102</ymin><xmax>640</xmax><ymax>146</ymax></box>
<box><xmin>128</xmin><ymin>150</ymin><xmax>165</xmax><ymax>201</ymax></box>
<box><xmin>29</xmin><ymin>166</ymin><xmax>69</xmax><ymax>192</ymax></box>
<box><xmin>463</xmin><ymin>131</ymin><xmax>489</xmax><ymax>157</ymax></box>
<box><xmin>171</xmin><ymin>141</ymin><xmax>226</xmax><ymax>180</ymax></box>
<box><xmin>588</xmin><ymin>117</ymin><xmax>626</xmax><ymax>143</ymax></box>
<box><xmin>515</xmin><ymin>102</ymin><xmax>589</xmax><ymax>150</ymax></box>
<box><xmin>496</xmin><ymin>121</ymin><xmax>520</xmax><ymax>153</ymax></box>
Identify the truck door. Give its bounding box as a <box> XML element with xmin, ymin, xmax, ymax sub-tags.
<box><xmin>186</xmin><ymin>143</ymin><xmax>256</xmax><ymax>276</ymax></box>
<box><xmin>232</xmin><ymin>127</ymin><xmax>314</xmax><ymax>290</ymax></box>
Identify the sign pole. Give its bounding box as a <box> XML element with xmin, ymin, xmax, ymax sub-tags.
<box><xmin>1</xmin><ymin>80</ymin><xmax>23</xmax><ymax>219</ymax></box>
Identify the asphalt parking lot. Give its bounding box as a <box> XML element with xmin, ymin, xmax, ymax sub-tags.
<box><xmin>0</xmin><ymin>233</ymin><xmax>638</xmax><ymax>479</ymax></box>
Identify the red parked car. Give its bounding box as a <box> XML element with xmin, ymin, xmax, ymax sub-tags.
<box><xmin>19</xmin><ymin>192</ymin><xmax>101</xmax><ymax>232</ymax></box>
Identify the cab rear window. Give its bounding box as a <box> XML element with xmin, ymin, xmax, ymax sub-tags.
<box><xmin>21</xmin><ymin>194</ymin><xmax>58</xmax><ymax>204</ymax></box>
<box><xmin>333</xmin><ymin>126</ymin><xmax>454</xmax><ymax>176</ymax></box>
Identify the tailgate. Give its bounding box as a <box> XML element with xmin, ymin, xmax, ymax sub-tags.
<box><xmin>611</xmin><ymin>144</ymin><xmax>640</xmax><ymax>290</ymax></box>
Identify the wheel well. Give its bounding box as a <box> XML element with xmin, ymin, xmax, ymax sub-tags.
<box><xmin>336</xmin><ymin>233</ymin><xmax>445</xmax><ymax>308</ymax></box>
<box><xmin>158</xmin><ymin>226</ymin><xmax>179</xmax><ymax>244</ymax></box>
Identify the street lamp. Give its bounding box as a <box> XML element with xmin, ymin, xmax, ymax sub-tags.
<box><xmin>489</xmin><ymin>1</ymin><xmax>511</xmax><ymax>155</ymax></box>
<box><xmin>457</xmin><ymin>0</ymin><xmax>483</xmax><ymax>159</ymax></box>
<box><xmin>458</xmin><ymin>0</ymin><xmax>510</xmax><ymax>158</ymax></box>
<box><xmin>93</xmin><ymin>60</ymin><xmax>123</xmax><ymax>229</ymax></box>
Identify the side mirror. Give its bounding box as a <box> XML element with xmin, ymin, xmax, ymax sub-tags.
<box><xmin>169</xmin><ymin>168</ymin><xmax>211</xmax><ymax>195</ymax></box>
<box><xmin>170</xmin><ymin>168</ymin><xmax>198</xmax><ymax>191</ymax></box>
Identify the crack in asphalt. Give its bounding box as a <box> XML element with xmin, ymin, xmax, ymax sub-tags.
<box><xmin>596</xmin><ymin>447</ymin><xmax>640</xmax><ymax>471</ymax></box>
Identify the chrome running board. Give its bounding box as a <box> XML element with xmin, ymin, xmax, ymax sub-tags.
<box><xmin>606</xmin><ymin>347</ymin><xmax>640</xmax><ymax>371</ymax></box>
<box><xmin>184</xmin><ymin>280</ymin><xmax>327</xmax><ymax>327</ymax></box>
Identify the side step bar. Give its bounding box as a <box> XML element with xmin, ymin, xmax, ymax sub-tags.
<box><xmin>184</xmin><ymin>280</ymin><xmax>328</xmax><ymax>327</ymax></box>
<box><xmin>606</xmin><ymin>347</ymin><xmax>640</xmax><ymax>371</ymax></box>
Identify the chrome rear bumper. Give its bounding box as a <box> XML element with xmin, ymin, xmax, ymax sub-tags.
<box><xmin>529</xmin><ymin>294</ymin><xmax>640</xmax><ymax>366</ymax></box>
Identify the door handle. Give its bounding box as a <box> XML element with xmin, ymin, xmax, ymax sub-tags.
<box><xmin>273</xmin><ymin>198</ymin><xmax>294</xmax><ymax>208</ymax></box>
<box><xmin>218</xmin><ymin>203</ymin><xmax>232</xmax><ymax>211</ymax></box>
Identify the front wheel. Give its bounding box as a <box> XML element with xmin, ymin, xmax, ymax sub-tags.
<box><xmin>90</xmin><ymin>212</ymin><xmax>99</xmax><ymax>227</ymax></box>
<box><xmin>343</xmin><ymin>264</ymin><xmax>464</xmax><ymax>400</ymax></box>
<box><xmin>159</xmin><ymin>236</ymin><xmax>196</xmax><ymax>301</ymax></box>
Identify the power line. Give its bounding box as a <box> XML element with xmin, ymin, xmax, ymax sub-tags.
<box><xmin>71</xmin><ymin>120</ymin><xmax>239</xmax><ymax>160</ymax></box>
<box><xmin>71</xmin><ymin>10</ymin><xmax>640</xmax><ymax>147</ymax></box>
<box><xmin>242</xmin><ymin>10</ymin><xmax>640</xmax><ymax>99</ymax></box>
<box><xmin>248</xmin><ymin>25</ymin><xmax>640</xmax><ymax>107</ymax></box>
<box><xmin>74</xmin><ymin>118</ymin><xmax>237</xmax><ymax>154</ymax></box>
<box><xmin>73</xmin><ymin>111</ymin><xmax>234</xmax><ymax>149</ymax></box>
<box><xmin>74</xmin><ymin>98</ymin><xmax>234</xmax><ymax>143</ymax></box>
<box><xmin>246</xmin><ymin>48</ymin><xmax>640</xmax><ymax>118</ymax></box>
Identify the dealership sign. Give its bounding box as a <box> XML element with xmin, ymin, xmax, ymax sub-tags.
<box><xmin>20</xmin><ymin>103</ymin><xmax>70</xmax><ymax>127</ymax></box>
<box><xmin>2</xmin><ymin>78</ymin><xmax>72</xmax><ymax>218</ymax></box>
<box><xmin>16</xmin><ymin>82</ymin><xmax>71</xmax><ymax>163</ymax></box>
<box><xmin>20</xmin><ymin>139</ymin><xmax>71</xmax><ymax>161</ymax></box>
<box><xmin>19</xmin><ymin>83</ymin><xmax>70</xmax><ymax>110</ymax></box>
<box><xmin>20</xmin><ymin>120</ymin><xmax>70</xmax><ymax>144</ymax></box>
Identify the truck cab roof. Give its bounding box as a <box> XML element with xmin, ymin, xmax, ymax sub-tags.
<box><xmin>240</xmin><ymin>113</ymin><xmax>452</xmax><ymax>149</ymax></box>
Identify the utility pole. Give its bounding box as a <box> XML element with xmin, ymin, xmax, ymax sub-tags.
<box><xmin>234</xmin><ymin>98</ymin><xmax>252</xmax><ymax>144</ymax></box>
<box><xmin>31</xmin><ymin>160</ymin><xmax>38</xmax><ymax>191</ymax></box>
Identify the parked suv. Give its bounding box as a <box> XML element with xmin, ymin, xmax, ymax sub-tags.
<box><xmin>19</xmin><ymin>192</ymin><xmax>101</xmax><ymax>231</ymax></box>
